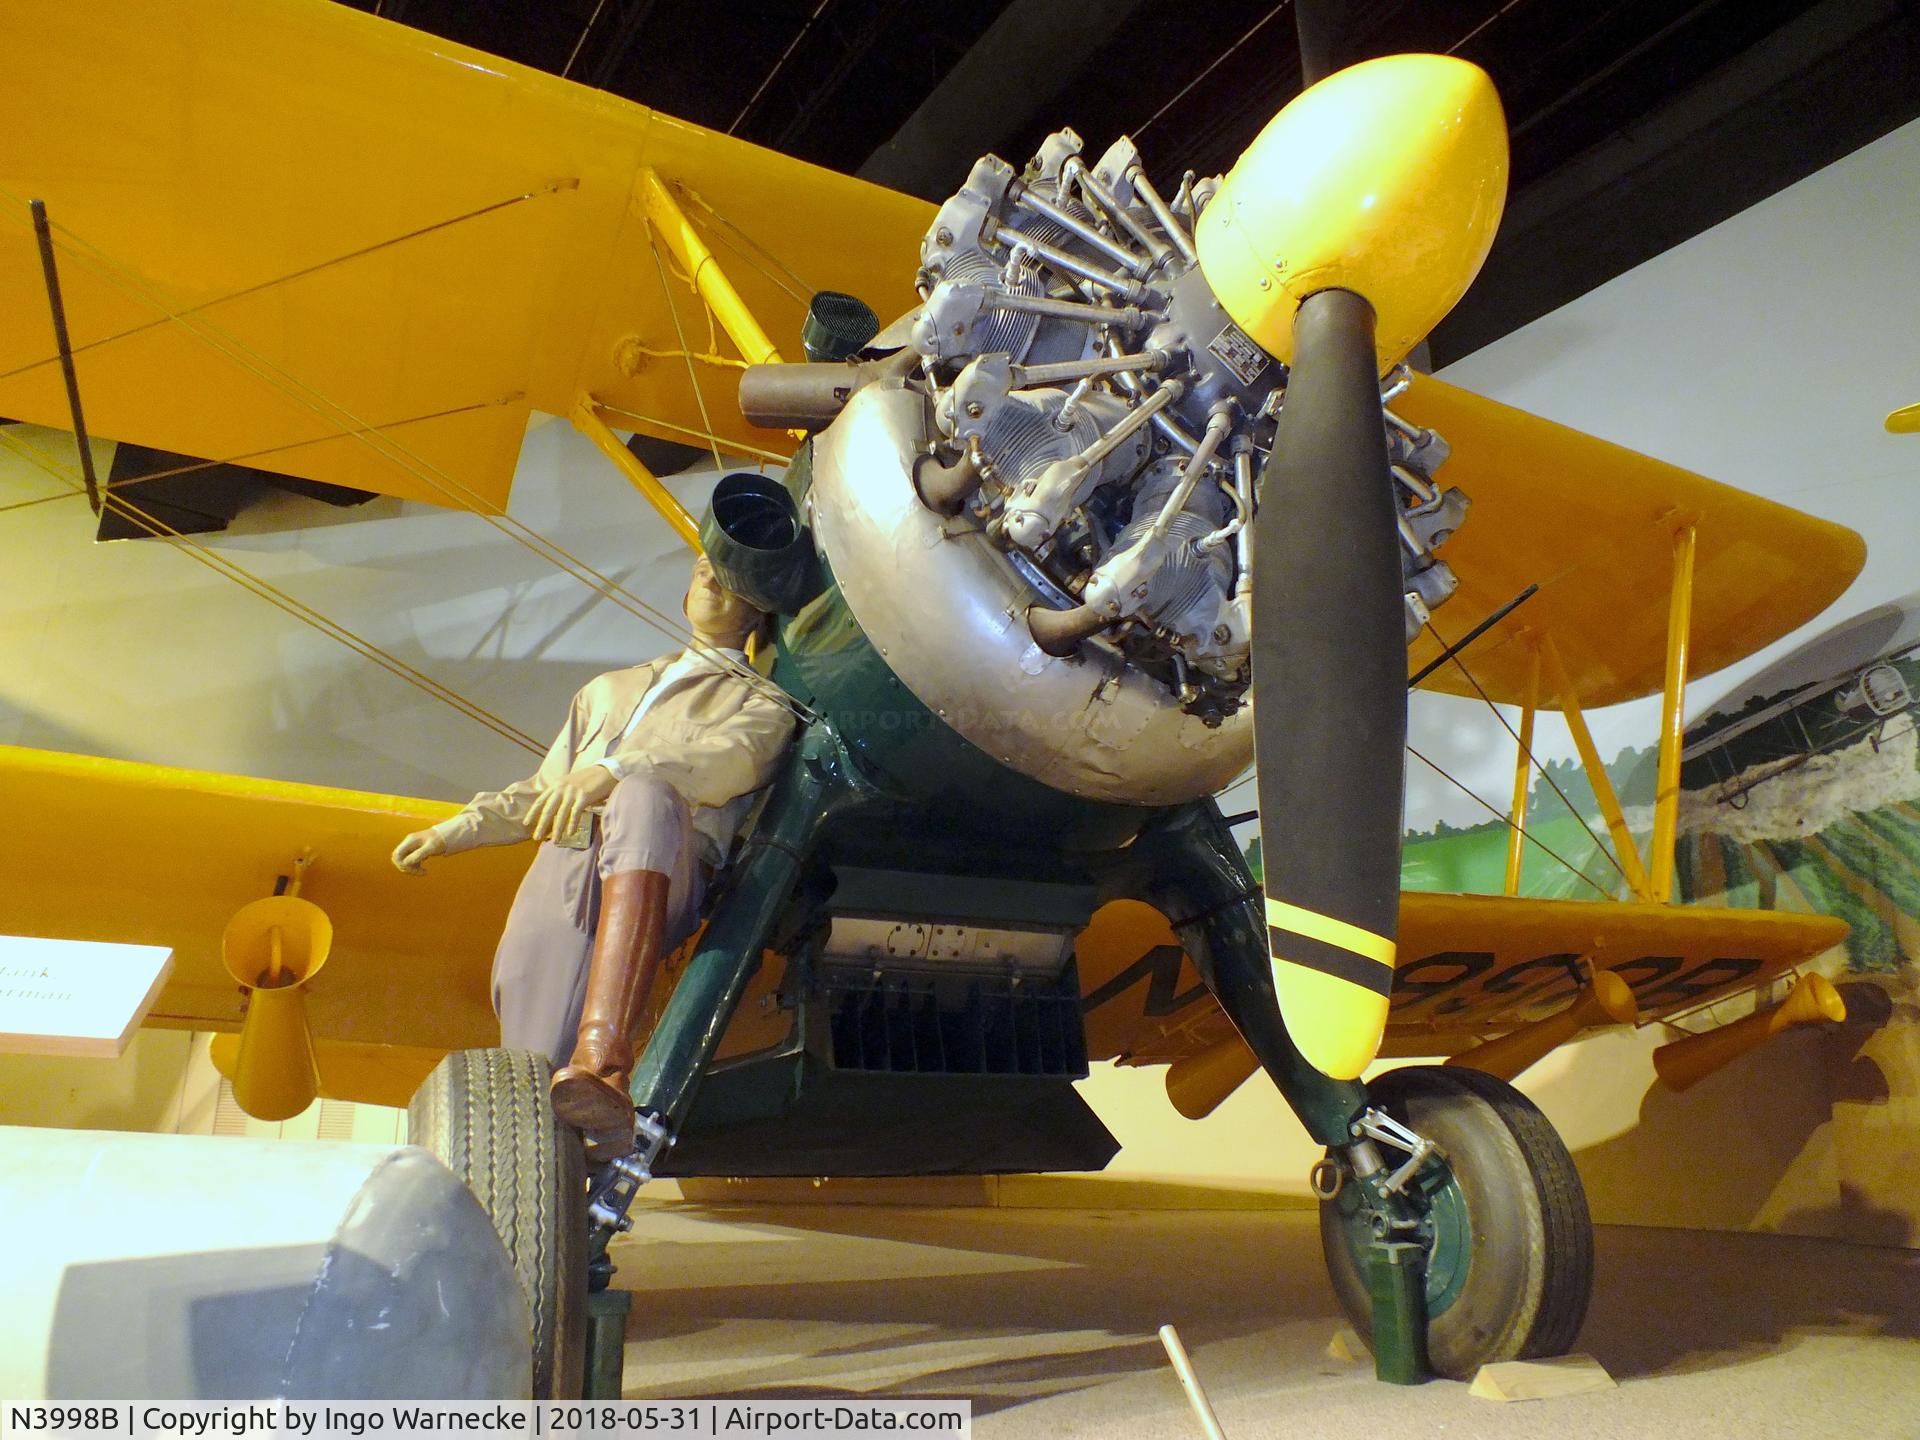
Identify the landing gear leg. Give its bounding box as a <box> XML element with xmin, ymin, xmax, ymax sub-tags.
<box><xmin>1320</xmin><ymin>1067</ymin><xmax>1595</xmax><ymax>1379</ymax></box>
<box><xmin>1116</xmin><ymin>801</ymin><xmax>1438</xmax><ymax>1384</ymax></box>
<box><xmin>568</xmin><ymin>725</ymin><xmax>865</xmax><ymax>1396</ymax></box>
<box><xmin>1340</xmin><ymin>1114</ymin><xmax>1440</xmax><ymax>1385</ymax></box>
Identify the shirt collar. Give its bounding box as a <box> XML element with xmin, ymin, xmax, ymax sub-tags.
<box><xmin>676</xmin><ymin>645</ymin><xmax>746</xmax><ymax>673</ymax></box>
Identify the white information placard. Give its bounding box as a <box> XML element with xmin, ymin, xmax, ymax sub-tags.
<box><xmin>0</xmin><ymin>934</ymin><xmax>175</xmax><ymax>1058</ymax></box>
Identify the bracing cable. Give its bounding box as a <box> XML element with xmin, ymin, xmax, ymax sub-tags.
<box><xmin>0</xmin><ymin>187</ymin><xmax>818</xmax><ymax>727</ymax></box>
<box><xmin>0</xmin><ymin>428</ymin><xmax>550</xmax><ymax>756</ymax></box>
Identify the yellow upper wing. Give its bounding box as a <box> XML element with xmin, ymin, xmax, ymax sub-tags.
<box><xmin>1399</xmin><ymin>374</ymin><xmax>1866</xmax><ymax>706</ymax></box>
<box><xmin>0</xmin><ymin>0</ymin><xmax>932</xmax><ymax>510</ymax></box>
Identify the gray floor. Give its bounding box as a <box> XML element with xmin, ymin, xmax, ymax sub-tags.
<box><xmin>606</xmin><ymin>1202</ymin><xmax>1920</xmax><ymax>1439</ymax></box>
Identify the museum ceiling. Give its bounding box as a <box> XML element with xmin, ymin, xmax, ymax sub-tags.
<box><xmin>341</xmin><ymin>0</ymin><xmax>1917</xmax><ymax>364</ymax></box>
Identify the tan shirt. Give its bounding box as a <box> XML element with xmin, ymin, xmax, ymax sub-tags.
<box><xmin>432</xmin><ymin>652</ymin><xmax>798</xmax><ymax>865</ymax></box>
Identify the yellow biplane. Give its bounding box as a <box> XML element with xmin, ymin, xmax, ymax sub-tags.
<box><xmin>0</xmin><ymin>0</ymin><xmax>1862</xmax><ymax>1397</ymax></box>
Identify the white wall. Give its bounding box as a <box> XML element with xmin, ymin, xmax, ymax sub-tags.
<box><xmin>0</xmin><ymin>419</ymin><xmax>734</xmax><ymax>802</ymax></box>
<box><xmin>1401</xmin><ymin>112</ymin><xmax>1920</xmax><ymax>828</ymax></box>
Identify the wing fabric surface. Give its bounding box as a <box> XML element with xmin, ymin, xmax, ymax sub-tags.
<box><xmin>0</xmin><ymin>1</ymin><xmax>931</xmax><ymax>509</ymax></box>
<box><xmin>0</xmin><ymin>743</ymin><xmax>518</xmax><ymax>1057</ymax></box>
<box><xmin>1079</xmin><ymin>893</ymin><xmax>1846</xmax><ymax>1068</ymax></box>
<box><xmin>1398</xmin><ymin>374</ymin><xmax>1864</xmax><ymax>707</ymax></box>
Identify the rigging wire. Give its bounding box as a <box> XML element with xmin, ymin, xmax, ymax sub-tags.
<box><xmin>1406</xmin><ymin>742</ymin><xmax>1616</xmax><ymax>900</ymax></box>
<box><xmin>0</xmin><ymin>189</ymin><xmax>817</xmax><ymax>727</ymax></box>
<box><xmin>727</xmin><ymin>0</ymin><xmax>834</xmax><ymax>136</ymax></box>
<box><xmin>1422</xmin><ymin>615</ymin><xmax>1633</xmax><ymax>887</ymax></box>
<box><xmin>0</xmin><ymin>184</ymin><xmax>573</xmax><ymax>388</ymax></box>
<box><xmin>591</xmin><ymin>402</ymin><xmax>791</xmax><ymax>465</ymax></box>
<box><xmin>0</xmin><ymin>397</ymin><xmax>515</xmax><ymax>518</ymax></box>
<box><xmin>1137</xmin><ymin>2</ymin><xmax>1295</xmax><ymax>140</ymax></box>
<box><xmin>0</xmin><ymin>428</ymin><xmax>550</xmax><ymax>755</ymax></box>
<box><xmin>1446</xmin><ymin>0</ymin><xmax>1533</xmax><ymax>56</ymax></box>
<box><xmin>561</xmin><ymin>0</ymin><xmax>612</xmax><ymax>79</ymax></box>
<box><xmin>678</xmin><ymin>187</ymin><xmax>815</xmax><ymax>303</ymax></box>
<box><xmin>644</xmin><ymin>223</ymin><xmax>726</xmax><ymax>472</ymax></box>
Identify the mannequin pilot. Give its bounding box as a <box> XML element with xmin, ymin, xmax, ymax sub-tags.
<box><xmin>390</xmin><ymin>555</ymin><xmax>796</xmax><ymax>1154</ymax></box>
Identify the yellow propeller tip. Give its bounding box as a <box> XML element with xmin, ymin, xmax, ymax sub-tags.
<box><xmin>1886</xmin><ymin>403</ymin><xmax>1920</xmax><ymax>434</ymax></box>
<box><xmin>1272</xmin><ymin>962</ymin><xmax>1391</xmax><ymax>1080</ymax></box>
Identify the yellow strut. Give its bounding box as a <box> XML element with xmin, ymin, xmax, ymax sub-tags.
<box><xmin>1503</xmin><ymin>646</ymin><xmax>1539</xmax><ymax>896</ymax></box>
<box><xmin>571</xmin><ymin>399</ymin><xmax>702</xmax><ymax>551</ymax></box>
<box><xmin>1649</xmin><ymin>522</ymin><xmax>1698</xmax><ymax>902</ymax></box>
<box><xmin>639</xmin><ymin>168</ymin><xmax>785</xmax><ymax>367</ymax></box>
<box><xmin>1540</xmin><ymin>635</ymin><xmax>1653</xmax><ymax>900</ymax></box>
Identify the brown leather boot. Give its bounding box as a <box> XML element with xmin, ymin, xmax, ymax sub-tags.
<box><xmin>550</xmin><ymin>868</ymin><xmax>672</xmax><ymax>1155</ymax></box>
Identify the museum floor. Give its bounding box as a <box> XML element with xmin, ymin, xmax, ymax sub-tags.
<box><xmin>606</xmin><ymin>1200</ymin><xmax>1920</xmax><ymax>1439</ymax></box>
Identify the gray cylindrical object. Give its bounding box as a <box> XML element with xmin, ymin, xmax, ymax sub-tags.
<box><xmin>0</xmin><ymin>1128</ymin><xmax>532</xmax><ymax>1399</ymax></box>
<box><xmin>737</xmin><ymin>361</ymin><xmax>860</xmax><ymax>429</ymax></box>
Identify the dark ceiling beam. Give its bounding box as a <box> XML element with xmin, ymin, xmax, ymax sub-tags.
<box><xmin>1433</xmin><ymin>0</ymin><xmax>1920</xmax><ymax>365</ymax></box>
<box><xmin>857</xmin><ymin>0</ymin><xmax>1153</xmax><ymax>200</ymax></box>
<box><xmin>1294</xmin><ymin>0</ymin><xmax>1336</xmax><ymax>85</ymax></box>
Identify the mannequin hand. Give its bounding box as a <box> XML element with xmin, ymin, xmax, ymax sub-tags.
<box><xmin>392</xmin><ymin>828</ymin><xmax>447</xmax><ymax>874</ymax></box>
<box><xmin>527</xmin><ymin>764</ymin><xmax>617</xmax><ymax>844</ymax></box>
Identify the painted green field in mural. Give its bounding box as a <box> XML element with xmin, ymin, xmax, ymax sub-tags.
<box><xmin>1400</xmin><ymin>814</ymin><xmax>1626</xmax><ymax>900</ymax></box>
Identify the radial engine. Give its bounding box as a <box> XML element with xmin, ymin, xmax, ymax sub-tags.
<box><xmin>740</xmin><ymin>119</ymin><xmax>1479</xmax><ymax>806</ymax></box>
<box><xmin>920</xmin><ymin>128</ymin><xmax>1471</xmax><ymax>716</ymax></box>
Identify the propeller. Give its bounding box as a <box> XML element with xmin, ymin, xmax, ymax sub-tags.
<box><xmin>1249</xmin><ymin>289</ymin><xmax>1405</xmax><ymax>1080</ymax></box>
<box><xmin>1192</xmin><ymin>26</ymin><xmax>1507</xmax><ymax>1079</ymax></box>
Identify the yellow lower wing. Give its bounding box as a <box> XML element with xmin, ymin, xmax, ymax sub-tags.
<box><xmin>1384</xmin><ymin>891</ymin><xmax>1846</xmax><ymax>1052</ymax></box>
<box><xmin>1079</xmin><ymin>892</ymin><xmax>1847</xmax><ymax>1070</ymax></box>
<box><xmin>0</xmin><ymin>743</ymin><xmax>523</xmax><ymax>1062</ymax></box>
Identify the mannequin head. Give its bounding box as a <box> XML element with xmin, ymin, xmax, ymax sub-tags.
<box><xmin>685</xmin><ymin>553</ymin><xmax>765</xmax><ymax>651</ymax></box>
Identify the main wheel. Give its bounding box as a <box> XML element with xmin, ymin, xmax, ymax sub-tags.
<box><xmin>409</xmin><ymin>1048</ymin><xmax>588</xmax><ymax>1399</ymax></box>
<box><xmin>1318</xmin><ymin>1065</ymin><xmax>1592</xmax><ymax>1379</ymax></box>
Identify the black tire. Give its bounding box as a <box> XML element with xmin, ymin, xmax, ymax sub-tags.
<box><xmin>1318</xmin><ymin>1065</ymin><xmax>1592</xmax><ymax>1379</ymax></box>
<box><xmin>409</xmin><ymin>1048</ymin><xmax>587</xmax><ymax>1399</ymax></box>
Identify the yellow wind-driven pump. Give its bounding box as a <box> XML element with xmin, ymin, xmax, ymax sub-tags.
<box><xmin>209</xmin><ymin>858</ymin><xmax>333</xmax><ymax>1121</ymax></box>
<box><xmin>1447</xmin><ymin>970</ymin><xmax>1639</xmax><ymax>1083</ymax></box>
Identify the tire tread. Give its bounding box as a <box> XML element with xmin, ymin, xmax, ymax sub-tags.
<box><xmin>408</xmin><ymin>1048</ymin><xmax>586</xmax><ymax>1399</ymax></box>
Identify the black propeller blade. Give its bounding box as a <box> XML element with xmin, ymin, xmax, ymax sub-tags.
<box><xmin>1250</xmin><ymin>287</ymin><xmax>1405</xmax><ymax>1079</ymax></box>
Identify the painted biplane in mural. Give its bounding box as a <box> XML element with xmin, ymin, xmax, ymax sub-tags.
<box><xmin>0</xmin><ymin>0</ymin><xmax>1866</xmax><ymax>1397</ymax></box>
<box><xmin>1677</xmin><ymin>590</ymin><xmax>1920</xmax><ymax>983</ymax></box>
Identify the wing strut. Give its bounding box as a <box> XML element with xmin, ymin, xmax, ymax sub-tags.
<box><xmin>28</xmin><ymin>199</ymin><xmax>101</xmax><ymax>513</ymax></box>
<box><xmin>1540</xmin><ymin>636</ymin><xmax>1654</xmax><ymax>900</ymax></box>
<box><xmin>639</xmin><ymin>169</ymin><xmax>786</xmax><ymax>367</ymax></box>
<box><xmin>571</xmin><ymin>399</ymin><xmax>701</xmax><ymax>550</ymax></box>
<box><xmin>1503</xmin><ymin>647</ymin><xmax>1539</xmax><ymax>896</ymax></box>
<box><xmin>1649</xmin><ymin>521</ymin><xmax>1698</xmax><ymax>901</ymax></box>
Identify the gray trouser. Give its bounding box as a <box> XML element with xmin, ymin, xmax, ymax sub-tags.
<box><xmin>490</xmin><ymin>775</ymin><xmax>707</xmax><ymax>1066</ymax></box>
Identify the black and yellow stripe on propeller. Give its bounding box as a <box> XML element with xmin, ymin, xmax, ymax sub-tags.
<box><xmin>1195</xmin><ymin>54</ymin><xmax>1508</xmax><ymax>1078</ymax></box>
